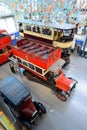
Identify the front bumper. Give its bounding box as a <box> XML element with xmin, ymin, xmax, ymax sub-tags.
<box><xmin>67</xmin><ymin>78</ymin><xmax>78</xmax><ymax>96</ymax></box>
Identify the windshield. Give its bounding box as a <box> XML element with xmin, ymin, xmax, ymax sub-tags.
<box><xmin>56</xmin><ymin>29</ymin><xmax>75</xmax><ymax>42</ymax></box>
<box><xmin>0</xmin><ymin>32</ymin><xmax>8</xmax><ymax>38</ymax></box>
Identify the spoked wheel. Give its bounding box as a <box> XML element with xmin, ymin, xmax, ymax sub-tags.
<box><xmin>57</xmin><ymin>92</ymin><xmax>67</xmax><ymax>101</ymax></box>
<box><xmin>24</xmin><ymin>71</ymin><xmax>32</xmax><ymax>80</ymax></box>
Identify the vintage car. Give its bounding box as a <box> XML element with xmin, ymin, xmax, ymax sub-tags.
<box><xmin>0</xmin><ymin>76</ymin><xmax>46</xmax><ymax>130</ymax></box>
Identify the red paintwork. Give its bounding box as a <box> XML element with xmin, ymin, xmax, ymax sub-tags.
<box><xmin>12</xmin><ymin>38</ymin><xmax>75</xmax><ymax>93</ymax></box>
<box><xmin>0</xmin><ymin>29</ymin><xmax>12</xmax><ymax>65</ymax></box>
<box><xmin>56</xmin><ymin>73</ymin><xmax>73</xmax><ymax>92</ymax></box>
<box><xmin>0</xmin><ymin>46</ymin><xmax>12</xmax><ymax>65</ymax></box>
<box><xmin>0</xmin><ymin>29</ymin><xmax>11</xmax><ymax>46</ymax></box>
<box><xmin>20</xmin><ymin>97</ymin><xmax>36</xmax><ymax>118</ymax></box>
<box><xmin>12</xmin><ymin>38</ymin><xmax>62</xmax><ymax>69</ymax></box>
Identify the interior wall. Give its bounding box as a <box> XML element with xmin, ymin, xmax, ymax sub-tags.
<box><xmin>0</xmin><ymin>0</ymin><xmax>87</xmax><ymax>24</ymax></box>
<box><xmin>0</xmin><ymin>0</ymin><xmax>18</xmax><ymax>33</ymax></box>
<box><xmin>0</xmin><ymin>0</ymin><xmax>76</xmax><ymax>23</ymax></box>
<box><xmin>0</xmin><ymin>0</ymin><xmax>15</xmax><ymax>16</ymax></box>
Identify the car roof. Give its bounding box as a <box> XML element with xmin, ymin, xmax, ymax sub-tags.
<box><xmin>0</xmin><ymin>76</ymin><xmax>31</xmax><ymax>107</ymax></box>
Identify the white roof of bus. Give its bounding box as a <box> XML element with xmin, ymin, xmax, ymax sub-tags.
<box><xmin>52</xmin><ymin>22</ymin><xmax>76</xmax><ymax>30</ymax></box>
<box><xmin>18</xmin><ymin>20</ymin><xmax>76</xmax><ymax>30</ymax></box>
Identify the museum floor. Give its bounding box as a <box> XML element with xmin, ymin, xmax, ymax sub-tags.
<box><xmin>0</xmin><ymin>53</ymin><xmax>87</xmax><ymax>130</ymax></box>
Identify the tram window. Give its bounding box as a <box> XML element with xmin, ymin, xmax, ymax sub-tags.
<box><xmin>36</xmin><ymin>67</ymin><xmax>42</xmax><ymax>74</ymax></box>
<box><xmin>32</xmin><ymin>26</ymin><xmax>40</xmax><ymax>33</ymax></box>
<box><xmin>25</xmin><ymin>25</ymin><xmax>31</xmax><ymax>31</ymax></box>
<box><xmin>37</xmin><ymin>26</ymin><xmax>40</xmax><ymax>33</ymax></box>
<box><xmin>29</xmin><ymin>63</ymin><xmax>34</xmax><ymax>70</ymax></box>
<box><xmin>0</xmin><ymin>48</ymin><xmax>6</xmax><ymax>54</ymax></box>
<box><xmin>23</xmin><ymin>61</ymin><xmax>28</xmax><ymax>66</ymax></box>
<box><xmin>64</xmin><ymin>30</ymin><xmax>70</xmax><ymax>36</ymax></box>
<box><xmin>32</xmin><ymin>26</ymin><xmax>35</xmax><ymax>32</ymax></box>
<box><xmin>19</xmin><ymin>29</ymin><xmax>23</xmax><ymax>33</ymax></box>
<box><xmin>42</xmin><ymin>27</ymin><xmax>51</xmax><ymax>36</ymax></box>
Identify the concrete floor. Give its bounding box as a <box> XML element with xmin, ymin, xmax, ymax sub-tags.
<box><xmin>0</xmin><ymin>54</ymin><xmax>87</xmax><ymax>130</ymax></box>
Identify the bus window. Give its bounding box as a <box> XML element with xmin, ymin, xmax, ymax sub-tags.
<box><xmin>0</xmin><ymin>34</ymin><xmax>3</xmax><ymax>38</ymax></box>
<box><xmin>32</xmin><ymin>25</ymin><xmax>41</xmax><ymax>33</ymax></box>
<box><xmin>29</xmin><ymin>63</ymin><xmax>34</xmax><ymax>70</ymax></box>
<box><xmin>17</xmin><ymin>57</ymin><xmax>22</xmax><ymax>63</ymax></box>
<box><xmin>2</xmin><ymin>32</ymin><xmax>8</xmax><ymax>37</ymax></box>
<box><xmin>23</xmin><ymin>61</ymin><xmax>28</xmax><ymax>66</ymax></box>
<box><xmin>0</xmin><ymin>32</ymin><xmax>8</xmax><ymax>39</ymax></box>
<box><xmin>0</xmin><ymin>48</ymin><xmax>6</xmax><ymax>54</ymax></box>
<box><xmin>36</xmin><ymin>67</ymin><xmax>42</xmax><ymax>74</ymax></box>
<box><xmin>25</xmin><ymin>25</ymin><xmax>31</xmax><ymax>31</ymax></box>
<box><xmin>42</xmin><ymin>27</ymin><xmax>51</xmax><ymax>36</ymax></box>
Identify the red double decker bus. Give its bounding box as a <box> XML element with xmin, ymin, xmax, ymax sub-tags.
<box><xmin>0</xmin><ymin>29</ymin><xmax>12</xmax><ymax>65</ymax></box>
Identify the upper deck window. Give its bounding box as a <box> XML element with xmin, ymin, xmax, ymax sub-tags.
<box><xmin>0</xmin><ymin>48</ymin><xmax>6</xmax><ymax>54</ymax></box>
<box><xmin>25</xmin><ymin>25</ymin><xmax>31</xmax><ymax>31</ymax></box>
<box><xmin>42</xmin><ymin>27</ymin><xmax>51</xmax><ymax>36</ymax></box>
<box><xmin>32</xmin><ymin>25</ymin><xmax>41</xmax><ymax>33</ymax></box>
<box><xmin>0</xmin><ymin>32</ymin><xmax>8</xmax><ymax>38</ymax></box>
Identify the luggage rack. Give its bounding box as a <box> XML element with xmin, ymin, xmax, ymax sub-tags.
<box><xmin>18</xmin><ymin>38</ymin><xmax>55</xmax><ymax>59</ymax></box>
<box><xmin>12</xmin><ymin>38</ymin><xmax>62</xmax><ymax>69</ymax></box>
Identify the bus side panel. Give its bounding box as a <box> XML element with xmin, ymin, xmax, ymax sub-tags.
<box><xmin>0</xmin><ymin>48</ymin><xmax>9</xmax><ymax>65</ymax></box>
<box><xmin>0</xmin><ymin>35</ymin><xmax>11</xmax><ymax>46</ymax></box>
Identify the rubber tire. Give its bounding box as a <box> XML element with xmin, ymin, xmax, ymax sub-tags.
<box><xmin>57</xmin><ymin>92</ymin><xmax>67</xmax><ymax>101</ymax></box>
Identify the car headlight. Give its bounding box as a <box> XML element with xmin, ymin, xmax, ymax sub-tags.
<box><xmin>69</xmin><ymin>81</ymin><xmax>76</xmax><ymax>90</ymax></box>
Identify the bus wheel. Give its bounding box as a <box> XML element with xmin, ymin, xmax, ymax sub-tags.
<box><xmin>57</xmin><ymin>92</ymin><xmax>67</xmax><ymax>101</ymax></box>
